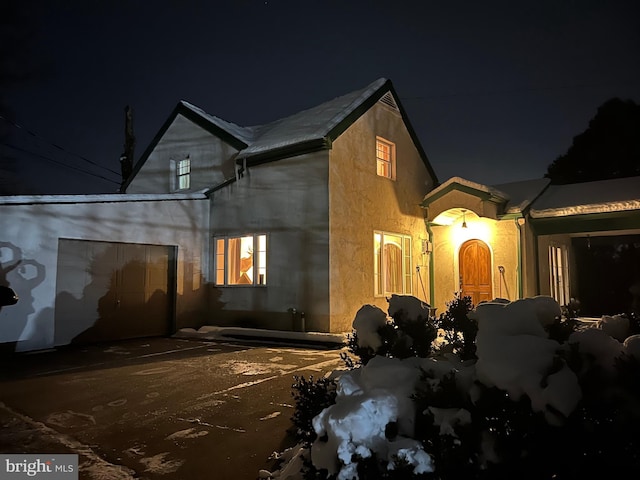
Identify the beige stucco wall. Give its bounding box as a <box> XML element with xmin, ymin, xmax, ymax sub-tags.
<box><xmin>430</xmin><ymin>213</ymin><xmax>521</xmax><ymax>314</ymax></box>
<box><xmin>328</xmin><ymin>102</ymin><xmax>436</xmax><ymax>332</ymax></box>
<box><xmin>127</xmin><ymin>114</ymin><xmax>239</xmax><ymax>194</ymax></box>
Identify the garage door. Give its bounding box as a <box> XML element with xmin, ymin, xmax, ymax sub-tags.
<box><xmin>54</xmin><ymin>239</ymin><xmax>175</xmax><ymax>346</ymax></box>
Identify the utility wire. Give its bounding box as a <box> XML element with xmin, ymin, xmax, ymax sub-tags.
<box><xmin>0</xmin><ymin>114</ymin><xmax>121</xmax><ymax>176</ymax></box>
<box><xmin>1</xmin><ymin>142</ymin><xmax>121</xmax><ymax>185</ymax></box>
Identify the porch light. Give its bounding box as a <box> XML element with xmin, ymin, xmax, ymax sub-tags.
<box><xmin>461</xmin><ymin>209</ymin><xmax>468</xmax><ymax>229</ymax></box>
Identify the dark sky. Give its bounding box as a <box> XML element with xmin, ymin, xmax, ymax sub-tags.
<box><xmin>2</xmin><ymin>0</ymin><xmax>639</xmax><ymax>195</ymax></box>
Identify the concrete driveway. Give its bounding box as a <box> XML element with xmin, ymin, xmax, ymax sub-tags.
<box><xmin>0</xmin><ymin>337</ymin><xmax>347</xmax><ymax>479</ymax></box>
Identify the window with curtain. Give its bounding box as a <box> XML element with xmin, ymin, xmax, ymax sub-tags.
<box><xmin>376</xmin><ymin>137</ymin><xmax>395</xmax><ymax>180</ymax></box>
<box><xmin>214</xmin><ymin>234</ymin><xmax>267</xmax><ymax>286</ymax></box>
<box><xmin>374</xmin><ymin>231</ymin><xmax>412</xmax><ymax>296</ymax></box>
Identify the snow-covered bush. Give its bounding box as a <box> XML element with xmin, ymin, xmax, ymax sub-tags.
<box><xmin>266</xmin><ymin>295</ymin><xmax>640</xmax><ymax>480</ymax></box>
<box><xmin>346</xmin><ymin>294</ymin><xmax>437</xmax><ymax>366</ymax></box>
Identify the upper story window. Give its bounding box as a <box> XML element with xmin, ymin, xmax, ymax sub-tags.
<box><xmin>374</xmin><ymin>231</ymin><xmax>412</xmax><ymax>296</ymax></box>
<box><xmin>176</xmin><ymin>156</ymin><xmax>191</xmax><ymax>190</ymax></box>
<box><xmin>376</xmin><ymin>137</ymin><xmax>395</xmax><ymax>180</ymax></box>
<box><xmin>214</xmin><ymin>234</ymin><xmax>267</xmax><ymax>286</ymax></box>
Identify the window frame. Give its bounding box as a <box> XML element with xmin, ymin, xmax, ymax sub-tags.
<box><xmin>176</xmin><ymin>156</ymin><xmax>191</xmax><ymax>190</ymax></box>
<box><xmin>374</xmin><ymin>230</ymin><xmax>412</xmax><ymax>297</ymax></box>
<box><xmin>549</xmin><ymin>243</ymin><xmax>570</xmax><ymax>306</ymax></box>
<box><xmin>214</xmin><ymin>234</ymin><xmax>267</xmax><ymax>287</ymax></box>
<box><xmin>376</xmin><ymin>136</ymin><xmax>396</xmax><ymax>180</ymax></box>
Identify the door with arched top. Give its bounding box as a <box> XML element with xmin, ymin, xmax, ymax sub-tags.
<box><xmin>459</xmin><ymin>239</ymin><xmax>492</xmax><ymax>307</ymax></box>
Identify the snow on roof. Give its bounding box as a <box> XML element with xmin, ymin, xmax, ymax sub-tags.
<box><xmin>178</xmin><ymin>78</ymin><xmax>388</xmax><ymax>161</ymax></box>
<box><xmin>529</xmin><ymin>176</ymin><xmax>640</xmax><ymax>218</ymax></box>
<box><xmin>423</xmin><ymin>176</ymin><xmax>511</xmax><ymax>204</ymax></box>
<box><xmin>237</xmin><ymin>78</ymin><xmax>388</xmax><ymax>158</ymax></box>
<box><xmin>490</xmin><ymin>178</ymin><xmax>550</xmax><ymax>214</ymax></box>
<box><xmin>179</xmin><ymin>101</ymin><xmax>256</xmax><ymax>145</ymax></box>
<box><xmin>0</xmin><ymin>190</ymin><xmax>209</xmax><ymax>205</ymax></box>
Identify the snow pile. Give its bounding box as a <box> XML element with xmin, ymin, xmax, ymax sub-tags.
<box><xmin>310</xmin><ymin>356</ymin><xmax>434</xmax><ymax>478</ymax></box>
<box><xmin>264</xmin><ymin>295</ymin><xmax>639</xmax><ymax>479</ymax></box>
<box><xmin>473</xmin><ymin>296</ymin><xmax>581</xmax><ymax>425</ymax></box>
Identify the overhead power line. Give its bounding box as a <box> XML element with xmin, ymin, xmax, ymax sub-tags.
<box><xmin>1</xmin><ymin>142</ymin><xmax>121</xmax><ymax>185</ymax></box>
<box><xmin>0</xmin><ymin>114</ymin><xmax>121</xmax><ymax>176</ymax></box>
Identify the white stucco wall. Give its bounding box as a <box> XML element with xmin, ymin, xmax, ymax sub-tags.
<box><xmin>127</xmin><ymin>114</ymin><xmax>239</xmax><ymax>194</ymax></box>
<box><xmin>0</xmin><ymin>194</ymin><xmax>210</xmax><ymax>352</ymax></box>
<box><xmin>208</xmin><ymin>152</ymin><xmax>331</xmax><ymax>332</ymax></box>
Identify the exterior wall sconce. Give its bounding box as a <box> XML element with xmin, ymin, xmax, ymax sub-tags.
<box><xmin>461</xmin><ymin>209</ymin><xmax>468</xmax><ymax>229</ymax></box>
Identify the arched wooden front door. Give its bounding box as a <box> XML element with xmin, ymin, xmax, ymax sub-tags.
<box><xmin>459</xmin><ymin>239</ymin><xmax>492</xmax><ymax>307</ymax></box>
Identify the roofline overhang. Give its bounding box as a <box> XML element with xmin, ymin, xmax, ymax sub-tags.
<box><xmin>420</xmin><ymin>177</ymin><xmax>509</xmax><ymax>208</ymax></box>
<box><xmin>529</xmin><ymin>209</ymin><xmax>640</xmax><ymax>235</ymax></box>
<box><xmin>236</xmin><ymin>137</ymin><xmax>331</xmax><ymax>167</ymax></box>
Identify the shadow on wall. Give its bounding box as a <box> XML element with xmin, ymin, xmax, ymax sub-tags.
<box><xmin>50</xmin><ymin>243</ymin><xmax>225</xmax><ymax>347</ymax></box>
<box><xmin>0</xmin><ymin>242</ymin><xmax>46</xmax><ymax>354</ymax></box>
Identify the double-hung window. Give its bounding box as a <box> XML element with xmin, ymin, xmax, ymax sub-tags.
<box><xmin>215</xmin><ymin>234</ymin><xmax>267</xmax><ymax>286</ymax></box>
<box><xmin>176</xmin><ymin>156</ymin><xmax>191</xmax><ymax>190</ymax></box>
<box><xmin>376</xmin><ymin>137</ymin><xmax>395</xmax><ymax>180</ymax></box>
<box><xmin>374</xmin><ymin>231</ymin><xmax>412</xmax><ymax>296</ymax></box>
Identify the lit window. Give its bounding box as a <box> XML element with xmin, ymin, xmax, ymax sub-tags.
<box><xmin>549</xmin><ymin>244</ymin><xmax>570</xmax><ymax>306</ymax></box>
<box><xmin>214</xmin><ymin>234</ymin><xmax>267</xmax><ymax>286</ymax></box>
<box><xmin>374</xmin><ymin>231</ymin><xmax>412</xmax><ymax>296</ymax></box>
<box><xmin>376</xmin><ymin>137</ymin><xmax>395</xmax><ymax>179</ymax></box>
<box><xmin>177</xmin><ymin>157</ymin><xmax>191</xmax><ymax>190</ymax></box>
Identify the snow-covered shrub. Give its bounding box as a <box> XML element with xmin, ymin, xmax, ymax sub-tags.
<box><xmin>433</xmin><ymin>293</ymin><xmax>477</xmax><ymax>360</ymax></box>
<box><xmin>266</xmin><ymin>295</ymin><xmax>640</xmax><ymax>480</ymax></box>
<box><xmin>346</xmin><ymin>295</ymin><xmax>437</xmax><ymax>365</ymax></box>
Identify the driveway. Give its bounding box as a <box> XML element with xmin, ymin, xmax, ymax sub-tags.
<box><xmin>0</xmin><ymin>337</ymin><xmax>347</xmax><ymax>479</ymax></box>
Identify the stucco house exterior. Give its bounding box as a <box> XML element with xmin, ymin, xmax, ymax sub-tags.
<box><xmin>1</xmin><ymin>77</ymin><xmax>639</xmax><ymax>354</ymax></box>
<box><xmin>421</xmin><ymin>175</ymin><xmax>640</xmax><ymax>317</ymax></box>
<box><xmin>0</xmin><ymin>78</ymin><xmax>438</xmax><ymax>352</ymax></box>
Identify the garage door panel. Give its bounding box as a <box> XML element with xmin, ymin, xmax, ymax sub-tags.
<box><xmin>55</xmin><ymin>239</ymin><xmax>173</xmax><ymax>346</ymax></box>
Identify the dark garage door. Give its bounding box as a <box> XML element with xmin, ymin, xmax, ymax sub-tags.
<box><xmin>54</xmin><ymin>239</ymin><xmax>175</xmax><ymax>346</ymax></box>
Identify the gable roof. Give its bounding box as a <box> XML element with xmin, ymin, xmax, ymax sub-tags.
<box><xmin>125</xmin><ymin>78</ymin><xmax>438</xmax><ymax>191</ymax></box>
<box><xmin>122</xmin><ymin>101</ymin><xmax>254</xmax><ymax>191</ymax></box>
<box><xmin>237</xmin><ymin>78</ymin><xmax>436</xmax><ymax>181</ymax></box>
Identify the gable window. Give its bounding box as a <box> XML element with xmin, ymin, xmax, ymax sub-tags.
<box><xmin>176</xmin><ymin>156</ymin><xmax>191</xmax><ymax>190</ymax></box>
<box><xmin>374</xmin><ymin>231</ymin><xmax>412</xmax><ymax>296</ymax></box>
<box><xmin>376</xmin><ymin>137</ymin><xmax>395</xmax><ymax>180</ymax></box>
<box><xmin>549</xmin><ymin>244</ymin><xmax>570</xmax><ymax>306</ymax></box>
<box><xmin>214</xmin><ymin>234</ymin><xmax>267</xmax><ymax>286</ymax></box>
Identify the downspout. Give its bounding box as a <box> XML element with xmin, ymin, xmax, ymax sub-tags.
<box><xmin>425</xmin><ymin>219</ymin><xmax>435</xmax><ymax>307</ymax></box>
<box><xmin>515</xmin><ymin>216</ymin><xmax>524</xmax><ymax>299</ymax></box>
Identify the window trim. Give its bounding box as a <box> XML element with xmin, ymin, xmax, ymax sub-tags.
<box><xmin>376</xmin><ymin>136</ymin><xmax>396</xmax><ymax>180</ymax></box>
<box><xmin>175</xmin><ymin>156</ymin><xmax>191</xmax><ymax>191</ymax></box>
<box><xmin>214</xmin><ymin>234</ymin><xmax>267</xmax><ymax>287</ymax></box>
<box><xmin>549</xmin><ymin>243</ymin><xmax>570</xmax><ymax>306</ymax></box>
<box><xmin>374</xmin><ymin>230</ymin><xmax>412</xmax><ymax>297</ymax></box>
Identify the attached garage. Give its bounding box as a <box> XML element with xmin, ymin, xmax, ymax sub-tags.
<box><xmin>0</xmin><ymin>192</ymin><xmax>210</xmax><ymax>353</ymax></box>
<box><xmin>54</xmin><ymin>239</ymin><xmax>177</xmax><ymax>346</ymax></box>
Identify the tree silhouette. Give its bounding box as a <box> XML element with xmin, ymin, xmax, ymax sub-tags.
<box><xmin>545</xmin><ymin>98</ymin><xmax>640</xmax><ymax>185</ymax></box>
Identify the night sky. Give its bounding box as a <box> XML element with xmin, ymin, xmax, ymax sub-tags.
<box><xmin>2</xmin><ymin>0</ymin><xmax>639</xmax><ymax>195</ymax></box>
